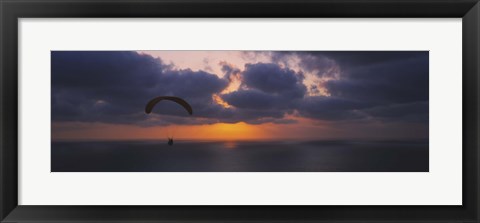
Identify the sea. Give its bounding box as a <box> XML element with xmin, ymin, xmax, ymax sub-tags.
<box><xmin>51</xmin><ymin>140</ymin><xmax>428</xmax><ymax>172</ymax></box>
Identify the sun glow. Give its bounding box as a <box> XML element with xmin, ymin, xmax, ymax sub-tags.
<box><xmin>196</xmin><ymin>122</ymin><xmax>267</xmax><ymax>140</ymax></box>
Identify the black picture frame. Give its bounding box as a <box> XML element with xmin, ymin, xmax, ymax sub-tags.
<box><xmin>1</xmin><ymin>0</ymin><xmax>479</xmax><ymax>222</ymax></box>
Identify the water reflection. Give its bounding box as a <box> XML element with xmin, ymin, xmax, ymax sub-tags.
<box><xmin>51</xmin><ymin>140</ymin><xmax>429</xmax><ymax>172</ymax></box>
<box><xmin>223</xmin><ymin>141</ymin><xmax>238</xmax><ymax>149</ymax></box>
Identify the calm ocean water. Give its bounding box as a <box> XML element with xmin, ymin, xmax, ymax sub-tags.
<box><xmin>51</xmin><ymin>140</ymin><xmax>428</xmax><ymax>172</ymax></box>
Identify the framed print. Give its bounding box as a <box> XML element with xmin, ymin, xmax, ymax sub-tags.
<box><xmin>1</xmin><ymin>0</ymin><xmax>479</xmax><ymax>222</ymax></box>
<box><xmin>49</xmin><ymin>50</ymin><xmax>429</xmax><ymax>173</ymax></box>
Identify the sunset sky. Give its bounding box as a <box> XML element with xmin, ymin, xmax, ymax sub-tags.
<box><xmin>51</xmin><ymin>51</ymin><xmax>429</xmax><ymax>141</ymax></box>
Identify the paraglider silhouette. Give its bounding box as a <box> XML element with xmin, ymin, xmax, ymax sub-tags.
<box><xmin>145</xmin><ymin>96</ymin><xmax>193</xmax><ymax>146</ymax></box>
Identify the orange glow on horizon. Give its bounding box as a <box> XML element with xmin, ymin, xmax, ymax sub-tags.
<box><xmin>194</xmin><ymin>122</ymin><xmax>266</xmax><ymax>140</ymax></box>
<box><xmin>52</xmin><ymin>118</ymin><xmax>427</xmax><ymax>142</ymax></box>
<box><xmin>53</xmin><ymin>121</ymin><xmax>272</xmax><ymax>141</ymax></box>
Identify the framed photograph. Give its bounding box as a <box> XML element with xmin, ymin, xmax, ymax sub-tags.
<box><xmin>1</xmin><ymin>0</ymin><xmax>479</xmax><ymax>222</ymax></box>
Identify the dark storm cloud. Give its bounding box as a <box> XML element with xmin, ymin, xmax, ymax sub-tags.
<box><xmin>52</xmin><ymin>51</ymin><xmax>429</xmax><ymax>126</ymax></box>
<box><xmin>221</xmin><ymin>63</ymin><xmax>306</xmax><ymax>111</ymax></box>
<box><xmin>269</xmin><ymin>51</ymin><xmax>426</xmax><ymax>71</ymax></box>
<box><xmin>52</xmin><ymin>52</ymin><xmax>298</xmax><ymax>126</ymax></box>
<box><xmin>267</xmin><ymin>51</ymin><xmax>340</xmax><ymax>79</ymax></box>
<box><xmin>241</xmin><ymin>63</ymin><xmax>306</xmax><ymax>97</ymax></box>
<box><xmin>363</xmin><ymin>101</ymin><xmax>429</xmax><ymax>123</ymax></box>
<box><xmin>222</xmin><ymin>90</ymin><xmax>279</xmax><ymax>110</ymax></box>
<box><xmin>298</xmin><ymin>96</ymin><xmax>369</xmax><ymax>121</ymax></box>
<box><xmin>324</xmin><ymin>54</ymin><xmax>429</xmax><ymax>104</ymax></box>
<box><xmin>297</xmin><ymin>52</ymin><xmax>429</xmax><ymax>123</ymax></box>
<box><xmin>316</xmin><ymin>51</ymin><xmax>426</xmax><ymax>70</ymax></box>
<box><xmin>217</xmin><ymin>63</ymin><xmax>307</xmax><ymax>124</ymax></box>
<box><xmin>52</xmin><ymin>51</ymin><xmax>229</xmax><ymax>126</ymax></box>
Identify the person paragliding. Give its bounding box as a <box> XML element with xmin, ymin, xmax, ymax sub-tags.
<box><xmin>145</xmin><ymin>96</ymin><xmax>193</xmax><ymax>146</ymax></box>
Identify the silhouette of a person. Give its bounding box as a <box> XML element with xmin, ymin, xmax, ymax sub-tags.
<box><xmin>168</xmin><ymin>138</ymin><xmax>173</xmax><ymax>146</ymax></box>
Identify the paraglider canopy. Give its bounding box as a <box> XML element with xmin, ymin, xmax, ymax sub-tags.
<box><xmin>145</xmin><ymin>96</ymin><xmax>192</xmax><ymax>146</ymax></box>
<box><xmin>145</xmin><ymin>96</ymin><xmax>193</xmax><ymax>115</ymax></box>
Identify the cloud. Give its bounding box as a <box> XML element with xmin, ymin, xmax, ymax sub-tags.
<box><xmin>52</xmin><ymin>51</ymin><xmax>429</xmax><ymax>128</ymax></box>
<box><xmin>298</xmin><ymin>96</ymin><xmax>369</xmax><ymax>121</ymax></box>
<box><xmin>222</xmin><ymin>89</ymin><xmax>280</xmax><ymax>110</ymax></box>
<box><xmin>324</xmin><ymin>55</ymin><xmax>429</xmax><ymax>104</ymax></box>
<box><xmin>268</xmin><ymin>51</ymin><xmax>340</xmax><ymax>79</ymax></box>
<box><xmin>308</xmin><ymin>51</ymin><xmax>427</xmax><ymax>71</ymax></box>
<box><xmin>241</xmin><ymin>63</ymin><xmax>306</xmax><ymax>98</ymax></box>
<box><xmin>363</xmin><ymin>101</ymin><xmax>429</xmax><ymax>123</ymax></box>
<box><xmin>219</xmin><ymin>61</ymin><xmax>241</xmax><ymax>80</ymax></box>
<box><xmin>52</xmin><ymin>51</ymin><xmax>229</xmax><ymax>126</ymax></box>
<box><xmin>298</xmin><ymin>53</ymin><xmax>429</xmax><ymax>123</ymax></box>
<box><xmin>221</xmin><ymin>62</ymin><xmax>306</xmax><ymax>111</ymax></box>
